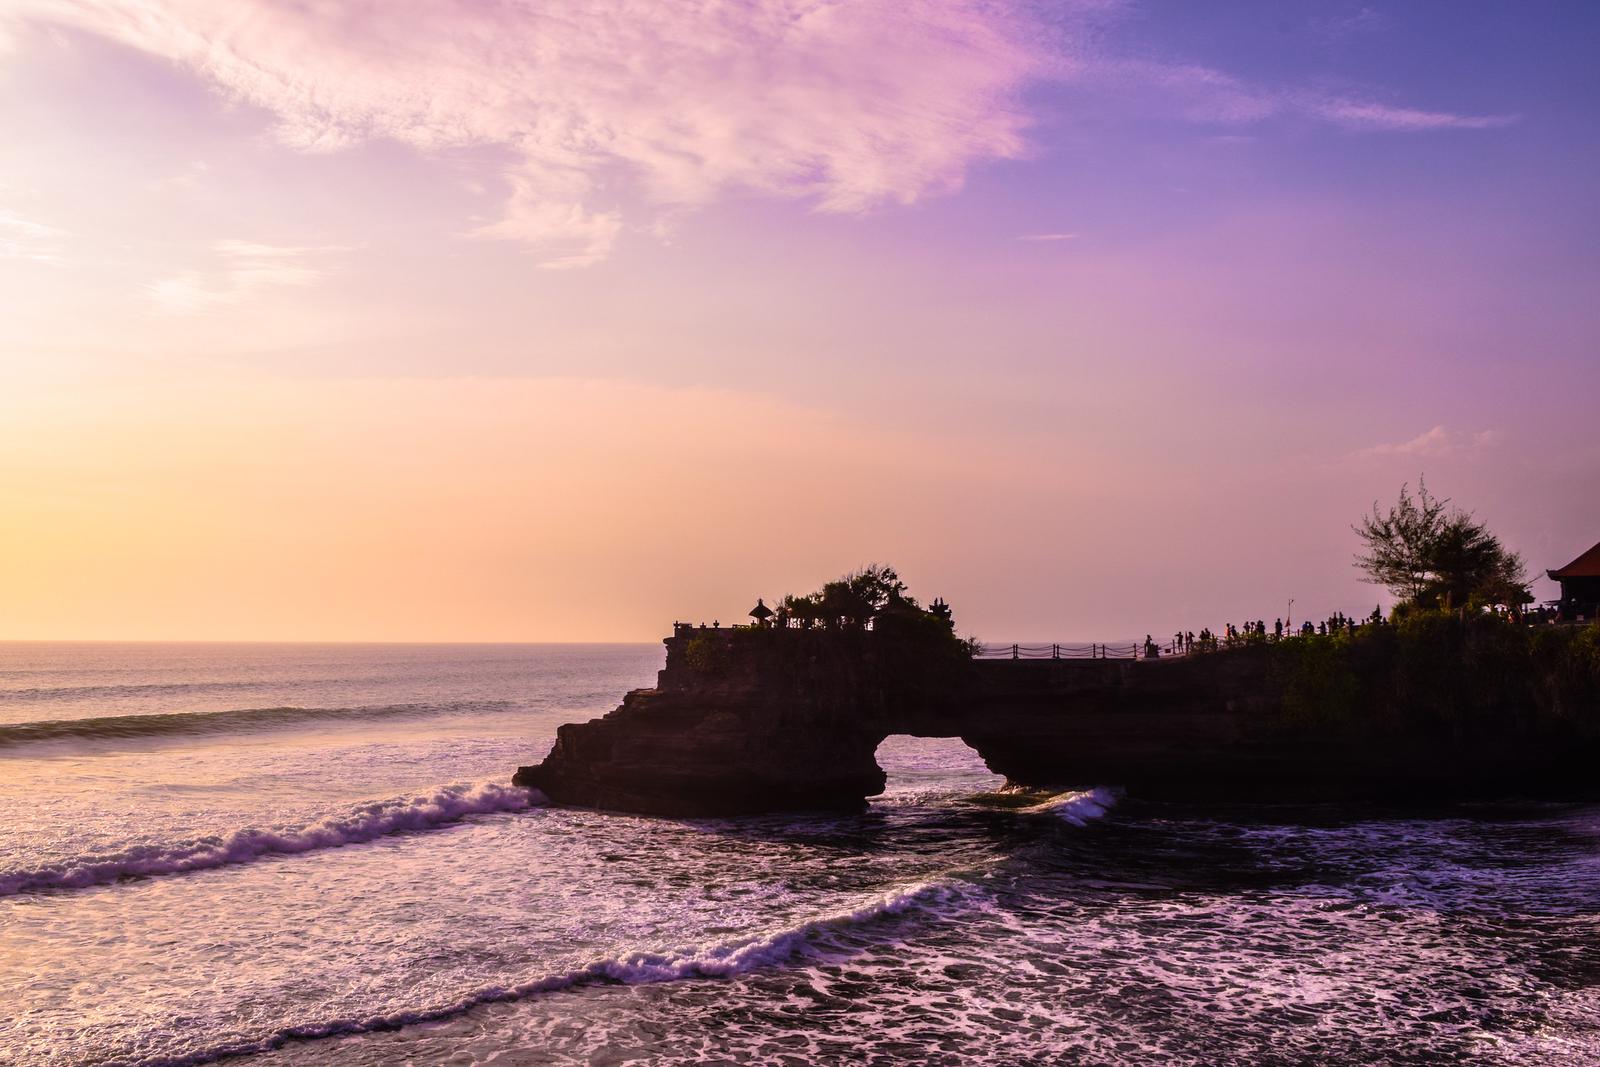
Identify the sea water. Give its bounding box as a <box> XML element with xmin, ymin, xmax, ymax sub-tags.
<box><xmin>1</xmin><ymin>643</ymin><xmax>1597</xmax><ymax>1066</ymax></box>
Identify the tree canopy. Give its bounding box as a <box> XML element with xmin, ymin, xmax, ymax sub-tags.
<box><xmin>1353</xmin><ymin>481</ymin><xmax>1530</xmax><ymax>613</ymax></box>
<box><xmin>780</xmin><ymin>564</ymin><xmax>913</xmax><ymax>630</ymax></box>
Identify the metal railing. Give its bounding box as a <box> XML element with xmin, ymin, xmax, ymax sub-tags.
<box><xmin>974</xmin><ymin>642</ymin><xmax>1156</xmax><ymax>660</ymax></box>
<box><xmin>975</xmin><ymin>631</ymin><xmax>1343</xmax><ymax>660</ymax></box>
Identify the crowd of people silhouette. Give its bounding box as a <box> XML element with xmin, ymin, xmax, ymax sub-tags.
<box><xmin>1154</xmin><ymin>607</ymin><xmax>1388</xmax><ymax>657</ymax></box>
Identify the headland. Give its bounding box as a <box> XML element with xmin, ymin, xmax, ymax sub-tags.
<box><xmin>514</xmin><ymin>612</ymin><xmax>1600</xmax><ymax>816</ymax></box>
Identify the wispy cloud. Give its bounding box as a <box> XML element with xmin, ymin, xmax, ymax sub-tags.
<box><xmin>0</xmin><ymin>209</ymin><xmax>65</xmax><ymax>263</ymax></box>
<box><xmin>472</xmin><ymin>175</ymin><xmax>624</xmax><ymax>272</ymax></box>
<box><xmin>1101</xmin><ymin>61</ymin><xmax>1280</xmax><ymax>125</ymax></box>
<box><xmin>146</xmin><ymin>241</ymin><xmax>349</xmax><ymax>314</ymax></box>
<box><xmin>15</xmin><ymin>0</ymin><xmax>1056</xmax><ymax>268</ymax></box>
<box><xmin>1085</xmin><ymin>59</ymin><xmax>1518</xmax><ymax>133</ymax></box>
<box><xmin>154</xmin><ymin>160</ymin><xmax>211</xmax><ymax>192</ymax></box>
<box><xmin>1019</xmin><ymin>232</ymin><xmax>1079</xmax><ymax>242</ymax></box>
<box><xmin>1313</xmin><ymin>100</ymin><xmax>1520</xmax><ymax>132</ymax></box>
<box><xmin>6</xmin><ymin>1</ymin><xmax>1519</xmax><ymax>270</ymax></box>
<box><xmin>1313</xmin><ymin>6</ymin><xmax>1389</xmax><ymax>42</ymax></box>
<box><xmin>1354</xmin><ymin>425</ymin><xmax>1504</xmax><ymax>460</ymax></box>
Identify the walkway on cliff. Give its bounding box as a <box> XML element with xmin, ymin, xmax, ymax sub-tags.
<box><xmin>975</xmin><ymin>641</ymin><xmax>1186</xmax><ymax>660</ymax></box>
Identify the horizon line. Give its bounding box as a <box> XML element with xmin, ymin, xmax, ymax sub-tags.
<box><xmin>0</xmin><ymin>637</ymin><xmax>668</xmax><ymax>647</ymax></box>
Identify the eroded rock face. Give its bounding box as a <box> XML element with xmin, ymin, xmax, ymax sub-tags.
<box><xmin>514</xmin><ymin>628</ymin><xmax>1300</xmax><ymax>814</ymax></box>
<box><xmin>514</xmin><ymin>629</ymin><xmax>907</xmax><ymax>816</ymax></box>
<box><xmin>515</xmin><ymin>629</ymin><xmax>1600</xmax><ymax>815</ymax></box>
<box><xmin>513</xmin><ymin>694</ymin><xmax>886</xmax><ymax>816</ymax></box>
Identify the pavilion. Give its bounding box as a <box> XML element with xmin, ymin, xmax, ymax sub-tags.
<box><xmin>1548</xmin><ymin>541</ymin><xmax>1600</xmax><ymax>621</ymax></box>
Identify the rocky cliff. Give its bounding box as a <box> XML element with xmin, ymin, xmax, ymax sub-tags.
<box><xmin>514</xmin><ymin>628</ymin><xmax>904</xmax><ymax>815</ymax></box>
<box><xmin>514</xmin><ymin>625</ymin><xmax>1600</xmax><ymax>816</ymax></box>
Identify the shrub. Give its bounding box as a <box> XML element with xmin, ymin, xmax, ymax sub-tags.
<box><xmin>683</xmin><ymin>633</ymin><xmax>729</xmax><ymax>675</ymax></box>
<box><xmin>1272</xmin><ymin>613</ymin><xmax>1600</xmax><ymax>738</ymax></box>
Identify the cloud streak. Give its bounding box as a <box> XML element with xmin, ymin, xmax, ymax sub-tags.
<box><xmin>0</xmin><ymin>209</ymin><xmax>65</xmax><ymax>263</ymax></box>
<box><xmin>1313</xmin><ymin>100</ymin><xmax>1520</xmax><ymax>132</ymax></box>
<box><xmin>6</xmin><ymin>2</ymin><xmax>1519</xmax><ymax>269</ymax></box>
<box><xmin>1354</xmin><ymin>426</ymin><xmax>1504</xmax><ymax>460</ymax></box>
<box><xmin>1086</xmin><ymin>59</ymin><xmax>1518</xmax><ymax>133</ymax></box>
<box><xmin>146</xmin><ymin>241</ymin><xmax>348</xmax><ymax>314</ymax></box>
<box><xmin>14</xmin><ymin>0</ymin><xmax>1052</xmax><ymax>267</ymax></box>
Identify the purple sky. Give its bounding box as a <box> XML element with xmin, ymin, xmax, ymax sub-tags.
<box><xmin>1</xmin><ymin>1</ymin><xmax>1596</xmax><ymax>641</ymax></box>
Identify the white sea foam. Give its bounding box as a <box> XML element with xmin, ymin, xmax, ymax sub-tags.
<box><xmin>133</xmin><ymin>878</ymin><xmax>972</xmax><ymax>1067</ymax></box>
<box><xmin>0</xmin><ymin>781</ymin><xmax>539</xmax><ymax>896</ymax></box>
<box><xmin>1020</xmin><ymin>786</ymin><xmax>1119</xmax><ymax>825</ymax></box>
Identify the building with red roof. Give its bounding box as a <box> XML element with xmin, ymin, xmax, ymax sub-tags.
<box><xmin>1548</xmin><ymin>541</ymin><xmax>1600</xmax><ymax>620</ymax></box>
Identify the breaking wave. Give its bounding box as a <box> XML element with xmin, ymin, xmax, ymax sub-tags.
<box><xmin>0</xmin><ymin>781</ymin><xmax>539</xmax><ymax>896</ymax></box>
<box><xmin>0</xmin><ymin>701</ymin><xmax>513</xmax><ymax>750</ymax></box>
<box><xmin>132</xmin><ymin>878</ymin><xmax>974</xmax><ymax>1067</ymax></box>
<box><xmin>1020</xmin><ymin>787</ymin><xmax>1119</xmax><ymax>826</ymax></box>
<box><xmin>0</xmin><ymin>678</ymin><xmax>277</xmax><ymax>703</ymax></box>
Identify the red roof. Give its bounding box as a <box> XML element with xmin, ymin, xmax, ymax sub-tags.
<box><xmin>1550</xmin><ymin>540</ymin><xmax>1600</xmax><ymax>579</ymax></box>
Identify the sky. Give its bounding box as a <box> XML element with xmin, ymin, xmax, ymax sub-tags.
<box><xmin>1</xmin><ymin>0</ymin><xmax>1597</xmax><ymax>642</ymax></box>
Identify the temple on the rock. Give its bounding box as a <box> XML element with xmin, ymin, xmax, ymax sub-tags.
<box><xmin>1549</xmin><ymin>540</ymin><xmax>1600</xmax><ymax>621</ymax></box>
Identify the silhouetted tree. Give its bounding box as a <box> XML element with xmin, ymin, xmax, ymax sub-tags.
<box><xmin>778</xmin><ymin>565</ymin><xmax>977</xmax><ymax>693</ymax></box>
<box><xmin>798</xmin><ymin>564</ymin><xmax>909</xmax><ymax>630</ymax></box>
<box><xmin>1354</xmin><ymin>480</ymin><xmax>1529</xmax><ymax>614</ymax></box>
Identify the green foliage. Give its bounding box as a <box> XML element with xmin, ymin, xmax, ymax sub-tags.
<box><xmin>1531</xmin><ymin>623</ymin><xmax>1600</xmax><ymax>721</ymax></box>
<box><xmin>783</xmin><ymin>564</ymin><xmax>912</xmax><ymax>631</ymax></box>
<box><xmin>1276</xmin><ymin>629</ymin><xmax>1365</xmax><ymax>731</ymax></box>
<box><xmin>1353</xmin><ymin>480</ymin><xmax>1529</xmax><ymax>613</ymax></box>
<box><xmin>772</xmin><ymin>565</ymin><xmax>976</xmax><ymax>705</ymax></box>
<box><xmin>682</xmin><ymin>633</ymin><xmax>729</xmax><ymax>675</ymax></box>
<box><xmin>1272</xmin><ymin>613</ymin><xmax>1600</xmax><ymax>738</ymax></box>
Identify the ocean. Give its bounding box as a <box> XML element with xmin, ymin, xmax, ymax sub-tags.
<box><xmin>2</xmin><ymin>642</ymin><xmax>1597</xmax><ymax>1066</ymax></box>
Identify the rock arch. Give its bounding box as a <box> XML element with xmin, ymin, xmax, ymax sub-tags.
<box><xmin>514</xmin><ymin>627</ymin><xmax>1280</xmax><ymax>816</ymax></box>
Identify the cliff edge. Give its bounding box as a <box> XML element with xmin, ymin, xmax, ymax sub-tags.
<box><xmin>515</xmin><ymin>620</ymin><xmax>1600</xmax><ymax>816</ymax></box>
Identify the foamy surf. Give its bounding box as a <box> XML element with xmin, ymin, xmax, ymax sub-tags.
<box><xmin>1020</xmin><ymin>786</ymin><xmax>1119</xmax><ymax>826</ymax></box>
<box><xmin>131</xmin><ymin>878</ymin><xmax>975</xmax><ymax>1067</ymax></box>
<box><xmin>0</xmin><ymin>781</ymin><xmax>540</xmax><ymax>896</ymax></box>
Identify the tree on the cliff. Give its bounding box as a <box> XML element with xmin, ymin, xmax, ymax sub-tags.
<box><xmin>1353</xmin><ymin>481</ymin><xmax>1530</xmax><ymax>614</ymax></box>
<box><xmin>786</xmin><ymin>564</ymin><xmax>910</xmax><ymax>630</ymax></box>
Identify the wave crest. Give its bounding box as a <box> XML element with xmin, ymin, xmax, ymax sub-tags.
<box><xmin>0</xmin><ymin>781</ymin><xmax>538</xmax><ymax>896</ymax></box>
<box><xmin>0</xmin><ymin>701</ymin><xmax>512</xmax><ymax>750</ymax></box>
<box><xmin>1020</xmin><ymin>786</ymin><xmax>1119</xmax><ymax>825</ymax></box>
<box><xmin>136</xmin><ymin>878</ymin><xmax>971</xmax><ymax>1066</ymax></box>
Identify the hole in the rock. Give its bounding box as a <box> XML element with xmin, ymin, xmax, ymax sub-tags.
<box><xmin>872</xmin><ymin>734</ymin><xmax>1002</xmax><ymax>800</ymax></box>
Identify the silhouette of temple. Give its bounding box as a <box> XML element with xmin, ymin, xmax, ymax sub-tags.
<box><xmin>1549</xmin><ymin>540</ymin><xmax>1600</xmax><ymax>621</ymax></box>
